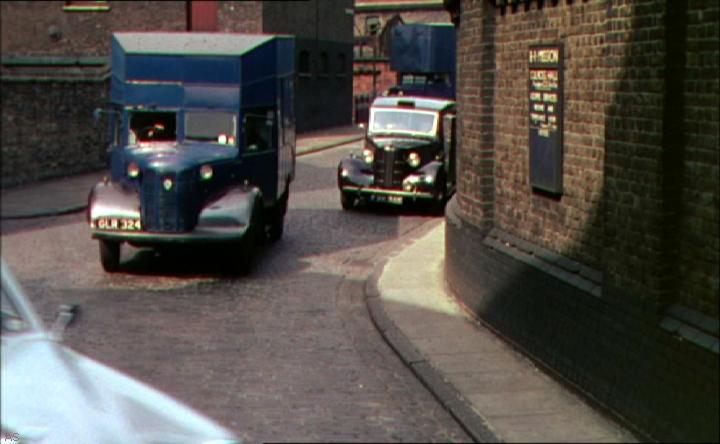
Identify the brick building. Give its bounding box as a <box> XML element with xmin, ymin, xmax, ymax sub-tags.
<box><xmin>352</xmin><ymin>0</ymin><xmax>451</xmax><ymax>123</ymax></box>
<box><xmin>1</xmin><ymin>0</ymin><xmax>353</xmax><ymax>187</ymax></box>
<box><xmin>443</xmin><ymin>0</ymin><xmax>719</xmax><ymax>441</ymax></box>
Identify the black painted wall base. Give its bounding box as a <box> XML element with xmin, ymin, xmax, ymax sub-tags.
<box><xmin>444</xmin><ymin>197</ymin><xmax>719</xmax><ymax>442</ymax></box>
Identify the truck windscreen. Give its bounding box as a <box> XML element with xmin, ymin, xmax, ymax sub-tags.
<box><xmin>369</xmin><ymin>109</ymin><xmax>437</xmax><ymax>137</ymax></box>
<box><xmin>129</xmin><ymin>111</ymin><xmax>177</xmax><ymax>144</ymax></box>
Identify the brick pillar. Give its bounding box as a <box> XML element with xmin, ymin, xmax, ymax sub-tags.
<box><xmin>454</xmin><ymin>0</ymin><xmax>496</xmax><ymax>233</ymax></box>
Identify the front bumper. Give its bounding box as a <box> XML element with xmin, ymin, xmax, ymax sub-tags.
<box><xmin>339</xmin><ymin>185</ymin><xmax>435</xmax><ymax>200</ymax></box>
<box><xmin>91</xmin><ymin>225</ymin><xmax>248</xmax><ymax>245</ymax></box>
<box><xmin>337</xmin><ymin>156</ymin><xmax>443</xmax><ymax>201</ymax></box>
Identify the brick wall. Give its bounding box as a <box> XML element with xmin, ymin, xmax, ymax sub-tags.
<box><xmin>1</xmin><ymin>80</ymin><xmax>109</xmax><ymax>187</ymax></box>
<box><xmin>1</xmin><ymin>1</ymin><xmax>186</xmax><ymax>187</ymax></box>
<box><xmin>352</xmin><ymin>60</ymin><xmax>395</xmax><ymax>96</ymax></box>
<box><xmin>678</xmin><ymin>1</ymin><xmax>720</xmax><ymax>315</ymax></box>
<box><xmin>0</xmin><ymin>1</ymin><xmax>186</xmax><ymax>56</ymax></box>
<box><xmin>447</xmin><ymin>0</ymin><xmax>719</xmax><ymax>440</ymax></box>
<box><xmin>217</xmin><ymin>1</ymin><xmax>262</xmax><ymax>33</ymax></box>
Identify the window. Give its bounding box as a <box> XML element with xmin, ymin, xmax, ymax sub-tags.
<box><xmin>298</xmin><ymin>50</ymin><xmax>311</xmax><ymax>77</ymax></box>
<box><xmin>129</xmin><ymin>111</ymin><xmax>176</xmax><ymax>144</ymax></box>
<box><xmin>244</xmin><ymin>109</ymin><xmax>275</xmax><ymax>152</ymax></box>
<box><xmin>185</xmin><ymin>111</ymin><xmax>236</xmax><ymax>145</ymax></box>
<box><xmin>320</xmin><ymin>52</ymin><xmax>329</xmax><ymax>76</ymax></box>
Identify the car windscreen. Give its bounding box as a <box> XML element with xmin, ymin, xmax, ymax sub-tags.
<box><xmin>369</xmin><ymin>109</ymin><xmax>438</xmax><ymax>137</ymax></box>
<box><xmin>185</xmin><ymin>111</ymin><xmax>237</xmax><ymax>146</ymax></box>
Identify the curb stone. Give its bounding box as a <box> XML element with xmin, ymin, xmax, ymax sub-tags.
<box><xmin>365</xmin><ymin>260</ymin><xmax>501</xmax><ymax>443</ymax></box>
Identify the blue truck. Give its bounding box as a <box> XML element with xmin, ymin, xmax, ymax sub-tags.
<box><xmin>338</xmin><ymin>24</ymin><xmax>456</xmax><ymax>212</ymax></box>
<box><xmin>88</xmin><ymin>32</ymin><xmax>295</xmax><ymax>273</ymax></box>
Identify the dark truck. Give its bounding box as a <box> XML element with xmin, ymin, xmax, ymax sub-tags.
<box><xmin>338</xmin><ymin>24</ymin><xmax>456</xmax><ymax>212</ymax></box>
<box><xmin>88</xmin><ymin>32</ymin><xmax>295</xmax><ymax>273</ymax></box>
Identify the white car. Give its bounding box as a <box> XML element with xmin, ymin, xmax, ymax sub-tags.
<box><xmin>1</xmin><ymin>260</ymin><xmax>240</xmax><ymax>444</ymax></box>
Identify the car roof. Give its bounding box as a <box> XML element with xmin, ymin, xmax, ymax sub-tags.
<box><xmin>372</xmin><ymin>96</ymin><xmax>455</xmax><ymax>112</ymax></box>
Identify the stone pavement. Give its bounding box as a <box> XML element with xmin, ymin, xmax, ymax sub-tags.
<box><xmin>367</xmin><ymin>221</ymin><xmax>641</xmax><ymax>443</ymax></box>
<box><xmin>0</xmin><ymin>125</ymin><xmax>364</xmax><ymax>220</ymax></box>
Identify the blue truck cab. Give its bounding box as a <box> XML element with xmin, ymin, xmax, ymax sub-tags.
<box><xmin>338</xmin><ymin>24</ymin><xmax>456</xmax><ymax>213</ymax></box>
<box><xmin>88</xmin><ymin>32</ymin><xmax>295</xmax><ymax>273</ymax></box>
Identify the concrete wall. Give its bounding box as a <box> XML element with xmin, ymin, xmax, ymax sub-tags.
<box><xmin>446</xmin><ymin>0</ymin><xmax>719</xmax><ymax>441</ymax></box>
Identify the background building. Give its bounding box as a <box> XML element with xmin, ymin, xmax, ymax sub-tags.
<box><xmin>351</xmin><ymin>0</ymin><xmax>450</xmax><ymax>123</ymax></box>
<box><xmin>1</xmin><ymin>0</ymin><xmax>353</xmax><ymax>187</ymax></box>
<box><xmin>443</xmin><ymin>0</ymin><xmax>719</xmax><ymax>441</ymax></box>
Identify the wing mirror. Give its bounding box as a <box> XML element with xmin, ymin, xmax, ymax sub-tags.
<box><xmin>94</xmin><ymin>107</ymin><xmax>119</xmax><ymax>121</ymax></box>
<box><xmin>50</xmin><ymin>303</ymin><xmax>81</xmax><ymax>341</ymax></box>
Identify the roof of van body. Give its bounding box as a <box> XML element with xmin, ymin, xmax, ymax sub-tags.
<box><xmin>113</xmin><ymin>32</ymin><xmax>289</xmax><ymax>56</ymax></box>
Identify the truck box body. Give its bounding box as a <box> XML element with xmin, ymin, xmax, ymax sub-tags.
<box><xmin>389</xmin><ymin>24</ymin><xmax>456</xmax><ymax>99</ymax></box>
<box><xmin>111</xmin><ymin>32</ymin><xmax>294</xmax><ymax>111</ymax></box>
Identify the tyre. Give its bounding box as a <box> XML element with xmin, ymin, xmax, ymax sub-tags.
<box><xmin>99</xmin><ymin>240</ymin><xmax>120</xmax><ymax>272</ymax></box>
<box><xmin>267</xmin><ymin>191</ymin><xmax>288</xmax><ymax>242</ymax></box>
<box><xmin>267</xmin><ymin>211</ymin><xmax>284</xmax><ymax>242</ymax></box>
<box><xmin>341</xmin><ymin>191</ymin><xmax>355</xmax><ymax>210</ymax></box>
<box><xmin>231</xmin><ymin>199</ymin><xmax>263</xmax><ymax>275</ymax></box>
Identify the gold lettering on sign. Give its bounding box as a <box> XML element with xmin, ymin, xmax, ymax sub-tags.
<box><xmin>529</xmin><ymin>48</ymin><xmax>559</xmax><ymax>64</ymax></box>
<box><xmin>543</xmin><ymin>93</ymin><xmax>557</xmax><ymax>103</ymax></box>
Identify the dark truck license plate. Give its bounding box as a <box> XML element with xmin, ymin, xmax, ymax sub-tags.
<box><xmin>96</xmin><ymin>218</ymin><xmax>142</xmax><ymax>231</ymax></box>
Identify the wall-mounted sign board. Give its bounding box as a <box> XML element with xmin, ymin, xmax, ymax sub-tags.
<box><xmin>528</xmin><ymin>44</ymin><xmax>563</xmax><ymax>194</ymax></box>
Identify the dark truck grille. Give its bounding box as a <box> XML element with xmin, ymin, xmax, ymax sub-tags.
<box><xmin>373</xmin><ymin>148</ymin><xmax>408</xmax><ymax>188</ymax></box>
<box><xmin>141</xmin><ymin>170</ymin><xmax>198</xmax><ymax>233</ymax></box>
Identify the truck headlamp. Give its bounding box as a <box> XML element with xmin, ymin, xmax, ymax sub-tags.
<box><xmin>407</xmin><ymin>152</ymin><xmax>421</xmax><ymax>168</ymax></box>
<box><xmin>362</xmin><ymin>148</ymin><xmax>374</xmax><ymax>164</ymax></box>
<box><xmin>127</xmin><ymin>162</ymin><xmax>140</xmax><ymax>178</ymax></box>
<box><xmin>200</xmin><ymin>165</ymin><xmax>214</xmax><ymax>180</ymax></box>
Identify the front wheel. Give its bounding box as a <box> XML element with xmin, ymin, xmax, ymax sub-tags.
<box><xmin>267</xmin><ymin>191</ymin><xmax>288</xmax><ymax>243</ymax></box>
<box><xmin>341</xmin><ymin>191</ymin><xmax>355</xmax><ymax>210</ymax></box>
<box><xmin>230</xmin><ymin>200</ymin><xmax>263</xmax><ymax>275</ymax></box>
<box><xmin>99</xmin><ymin>240</ymin><xmax>120</xmax><ymax>272</ymax></box>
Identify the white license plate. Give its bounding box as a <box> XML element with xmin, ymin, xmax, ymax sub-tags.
<box><xmin>95</xmin><ymin>218</ymin><xmax>142</xmax><ymax>231</ymax></box>
<box><xmin>372</xmin><ymin>195</ymin><xmax>403</xmax><ymax>205</ymax></box>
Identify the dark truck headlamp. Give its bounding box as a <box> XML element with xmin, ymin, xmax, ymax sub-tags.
<box><xmin>362</xmin><ymin>148</ymin><xmax>374</xmax><ymax>164</ymax></box>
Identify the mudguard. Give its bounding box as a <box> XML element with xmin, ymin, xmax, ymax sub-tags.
<box><xmin>337</xmin><ymin>156</ymin><xmax>373</xmax><ymax>188</ymax></box>
<box><xmin>88</xmin><ymin>180</ymin><xmax>263</xmax><ymax>245</ymax></box>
